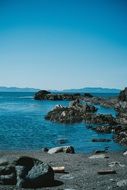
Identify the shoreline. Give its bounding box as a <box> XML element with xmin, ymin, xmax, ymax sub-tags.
<box><xmin>0</xmin><ymin>150</ymin><xmax>127</xmax><ymax>189</ymax></box>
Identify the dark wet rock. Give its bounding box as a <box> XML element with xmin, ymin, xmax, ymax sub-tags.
<box><xmin>83</xmin><ymin>95</ymin><xmax>117</xmax><ymax>108</ymax></box>
<box><xmin>92</xmin><ymin>125</ymin><xmax>113</xmax><ymax>133</ymax></box>
<box><xmin>0</xmin><ymin>156</ymin><xmax>54</xmax><ymax>188</ymax></box>
<box><xmin>116</xmin><ymin>88</ymin><xmax>127</xmax><ymax>125</ymax></box>
<box><xmin>45</xmin><ymin>100</ymin><xmax>97</xmax><ymax>124</ymax></box>
<box><xmin>114</xmin><ymin>126</ymin><xmax>127</xmax><ymax>146</ymax></box>
<box><xmin>84</xmin><ymin>114</ymin><xmax>117</xmax><ymax>125</ymax></box>
<box><xmin>116</xmin><ymin>102</ymin><xmax>127</xmax><ymax>125</ymax></box>
<box><xmin>34</xmin><ymin>90</ymin><xmax>51</xmax><ymax>100</ymax></box>
<box><xmin>84</xmin><ymin>93</ymin><xmax>93</xmax><ymax>98</ymax></box>
<box><xmin>0</xmin><ymin>165</ymin><xmax>16</xmax><ymax>185</ymax></box>
<box><xmin>47</xmin><ymin>146</ymin><xmax>75</xmax><ymax>154</ymax></box>
<box><xmin>45</xmin><ymin>99</ymin><xmax>117</xmax><ymax>125</ymax></box>
<box><xmin>45</xmin><ymin>106</ymin><xmax>83</xmax><ymax>123</ymax></box>
<box><xmin>92</xmin><ymin>138</ymin><xmax>111</xmax><ymax>142</ymax></box>
<box><xmin>118</xmin><ymin>87</ymin><xmax>127</xmax><ymax>101</ymax></box>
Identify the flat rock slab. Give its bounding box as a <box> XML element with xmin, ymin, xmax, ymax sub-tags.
<box><xmin>89</xmin><ymin>154</ymin><xmax>107</xmax><ymax>159</ymax></box>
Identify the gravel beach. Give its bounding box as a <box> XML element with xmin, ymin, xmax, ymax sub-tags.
<box><xmin>0</xmin><ymin>150</ymin><xmax>127</xmax><ymax>190</ymax></box>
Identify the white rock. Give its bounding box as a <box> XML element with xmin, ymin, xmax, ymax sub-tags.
<box><xmin>123</xmin><ymin>151</ymin><xmax>127</xmax><ymax>155</ymax></box>
<box><xmin>89</xmin><ymin>154</ymin><xmax>106</xmax><ymax>159</ymax></box>
<box><xmin>117</xmin><ymin>179</ymin><xmax>127</xmax><ymax>187</ymax></box>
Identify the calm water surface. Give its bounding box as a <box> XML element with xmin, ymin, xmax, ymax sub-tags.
<box><xmin>0</xmin><ymin>92</ymin><xmax>125</xmax><ymax>153</ymax></box>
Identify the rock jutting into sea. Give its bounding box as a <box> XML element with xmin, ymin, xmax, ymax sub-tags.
<box><xmin>45</xmin><ymin>99</ymin><xmax>117</xmax><ymax>125</ymax></box>
<box><xmin>35</xmin><ymin>88</ymin><xmax>127</xmax><ymax>147</ymax></box>
<box><xmin>113</xmin><ymin>88</ymin><xmax>127</xmax><ymax>146</ymax></box>
<box><xmin>34</xmin><ymin>89</ymin><xmax>118</xmax><ymax>108</ymax></box>
<box><xmin>34</xmin><ymin>90</ymin><xmax>83</xmax><ymax>100</ymax></box>
<box><xmin>89</xmin><ymin>88</ymin><xmax>127</xmax><ymax>147</ymax></box>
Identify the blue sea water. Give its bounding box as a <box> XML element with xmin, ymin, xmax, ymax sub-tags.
<box><xmin>0</xmin><ymin>92</ymin><xmax>125</xmax><ymax>153</ymax></box>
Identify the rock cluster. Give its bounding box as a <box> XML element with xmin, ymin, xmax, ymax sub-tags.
<box><xmin>84</xmin><ymin>114</ymin><xmax>117</xmax><ymax>125</ymax></box>
<box><xmin>0</xmin><ymin>156</ymin><xmax>54</xmax><ymax>188</ymax></box>
<box><xmin>34</xmin><ymin>90</ymin><xmax>83</xmax><ymax>101</ymax></box>
<box><xmin>45</xmin><ymin>99</ymin><xmax>97</xmax><ymax>124</ymax></box>
<box><xmin>112</xmin><ymin>88</ymin><xmax>127</xmax><ymax>146</ymax></box>
<box><xmin>114</xmin><ymin>126</ymin><xmax>127</xmax><ymax>146</ymax></box>
<box><xmin>118</xmin><ymin>87</ymin><xmax>127</xmax><ymax>101</ymax></box>
<box><xmin>92</xmin><ymin>125</ymin><xmax>124</xmax><ymax>134</ymax></box>
<box><xmin>89</xmin><ymin>88</ymin><xmax>127</xmax><ymax>147</ymax></box>
<box><xmin>45</xmin><ymin>99</ymin><xmax>118</xmax><ymax>125</ymax></box>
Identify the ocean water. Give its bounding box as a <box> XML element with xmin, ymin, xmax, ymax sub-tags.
<box><xmin>0</xmin><ymin>92</ymin><xmax>125</xmax><ymax>153</ymax></box>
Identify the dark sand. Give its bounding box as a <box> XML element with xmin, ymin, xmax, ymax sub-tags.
<box><xmin>0</xmin><ymin>150</ymin><xmax>127</xmax><ymax>190</ymax></box>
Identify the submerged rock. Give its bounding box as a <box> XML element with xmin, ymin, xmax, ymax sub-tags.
<box><xmin>92</xmin><ymin>138</ymin><xmax>111</xmax><ymax>142</ymax></box>
<box><xmin>91</xmin><ymin>125</ymin><xmax>113</xmax><ymax>133</ymax></box>
<box><xmin>0</xmin><ymin>156</ymin><xmax>54</xmax><ymax>188</ymax></box>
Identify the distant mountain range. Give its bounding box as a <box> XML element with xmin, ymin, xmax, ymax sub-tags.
<box><xmin>59</xmin><ymin>87</ymin><xmax>121</xmax><ymax>94</ymax></box>
<box><xmin>0</xmin><ymin>86</ymin><xmax>121</xmax><ymax>93</ymax></box>
<box><xmin>0</xmin><ymin>87</ymin><xmax>40</xmax><ymax>92</ymax></box>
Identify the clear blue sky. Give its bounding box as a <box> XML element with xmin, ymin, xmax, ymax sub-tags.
<box><xmin>0</xmin><ymin>0</ymin><xmax>127</xmax><ymax>90</ymax></box>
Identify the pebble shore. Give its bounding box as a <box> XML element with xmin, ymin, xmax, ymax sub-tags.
<box><xmin>0</xmin><ymin>150</ymin><xmax>127</xmax><ymax>190</ymax></box>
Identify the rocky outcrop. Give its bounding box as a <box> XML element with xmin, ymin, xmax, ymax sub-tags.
<box><xmin>45</xmin><ymin>99</ymin><xmax>97</xmax><ymax>124</ymax></box>
<box><xmin>115</xmin><ymin>88</ymin><xmax>127</xmax><ymax>125</ymax></box>
<box><xmin>113</xmin><ymin>125</ymin><xmax>127</xmax><ymax>146</ymax></box>
<box><xmin>91</xmin><ymin>125</ymin><xmax>113</xmax><ymax>133</ymax></box>
<box><xmin>34</xmin><ymin>90</ymin><xmax>83</xmax><ymax>101</ymax></box>
<box><xmin>34</xmin><ymin>90</ymin><xmax>51</xmax><ymax>100</ymax></box>
<box><xmin>45</xmin><ymin>98</ymin><xmax>118</xmax><ymax>125</ymax></box>
<box><xmin>0</xmin><ymin>156</ymin><xmax>54</xmax><ymax>188</ymax></box>
<box><xmin>118</xmin><ymin>87</ymin><xmax>127</xmax><ymax>101</ymax></box>
<box><xmin>84</xmin><ymin>114</ymin><xmax>117</xmax><ymax>125</ymax></box>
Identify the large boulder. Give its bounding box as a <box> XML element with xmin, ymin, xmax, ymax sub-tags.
<box><xmin>0</xmin><ymin>156</ymin><xmax>54</xmax><ymax>188</ymax></box>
